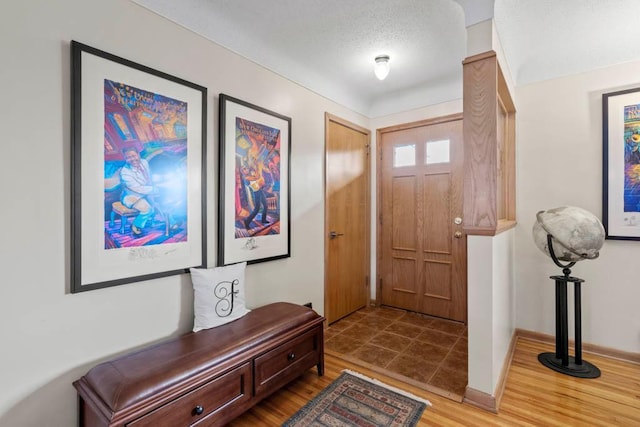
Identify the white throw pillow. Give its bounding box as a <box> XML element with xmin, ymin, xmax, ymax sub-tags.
<box><xmin>189</xmin><ymin>262</ymin><xmax>250</xmax><ymax>332</ymax></box>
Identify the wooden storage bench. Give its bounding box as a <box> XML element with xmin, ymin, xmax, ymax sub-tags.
<box><xmin>73</xmin><ymin>302</ymin><xmax>324</xmax><ymax>426</ymax></box>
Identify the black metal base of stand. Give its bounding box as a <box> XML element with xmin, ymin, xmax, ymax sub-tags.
<box><xmin>538</xmin><ymin>234</ymin><xmax>601</xmax><ymax>379</ymax></box>
<box><xmin>538</xmin><ymin>352</ymin><xmax>601</xmax><ymax>378</ymax></box>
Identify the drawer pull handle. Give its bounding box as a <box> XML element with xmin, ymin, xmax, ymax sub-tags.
<box><xmin>194</xmin><ymin>405</ymin><xmax>204</xmax><ymax>415</ymax></box>
<box><xmin>287</xmin><ymin>352</ymin><xmax>296</xmax><ymax>361</ymax></box>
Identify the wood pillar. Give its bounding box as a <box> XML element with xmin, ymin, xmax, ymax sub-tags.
<box><xmin>462</xmin><ymin>51</ymin><xmax>516</xmax><ymax>236</ymax></box>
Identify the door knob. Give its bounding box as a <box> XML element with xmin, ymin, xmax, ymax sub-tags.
<box><xmin>454</xmin><ymin>231</ymin><xmax>462</xmax><ymax>238</ymax></box>
<box><xmin>454</xmin><ymin>217</ymin><xmax>463</xmax><ymax>225</ymax></box>
<box><xmin>329</xmin><ymin>231</ymin><xmax>344</xmax><ymax>239</ymax></box>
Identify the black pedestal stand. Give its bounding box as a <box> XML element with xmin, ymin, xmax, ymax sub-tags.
<box><xmin>537</xmin><ymin>234</ymin><xmax>600</xmax><ymax>378</ymax></box>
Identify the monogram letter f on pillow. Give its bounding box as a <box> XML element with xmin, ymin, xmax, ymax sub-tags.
<box><xmin>190</xmin><ymin>262</ymin><xmax>250</xmax><ymax>332</ymax></box>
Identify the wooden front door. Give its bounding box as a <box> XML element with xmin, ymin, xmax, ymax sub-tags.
<box><xmin>325</xmin><ymin>113</ymin><xmax>370</xmax><ymax>324</ymax></box>
<box><xmin>378</xmin><ymin>114</ymin><xmax>466</xmax><ymax>322</ymax></box>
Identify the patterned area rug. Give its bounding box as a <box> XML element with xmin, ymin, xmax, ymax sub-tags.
<box><xmin>283</xmin><ymin>370</ymin><xmax>431</xmax><ymax>426</ymax></box>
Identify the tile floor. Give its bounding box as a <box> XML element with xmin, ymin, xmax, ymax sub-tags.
<box><xmin>324</xmin><ymin>305</ymin><xmax>468</xmax><ymax>400</ymax></box>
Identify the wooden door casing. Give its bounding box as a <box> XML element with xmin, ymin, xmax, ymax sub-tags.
<box><xmin>324</xmin><ymin>114</ymin><xmax>370</xmax><ymax>324</ymax></box>
<box><xmin>378</xmin><ymin>114</ymin><xmax>466</xmax><ymax>322</ymax></box>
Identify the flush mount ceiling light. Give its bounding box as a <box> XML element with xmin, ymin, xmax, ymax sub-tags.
<box><xmin>374</xmin><ymin>55</ymin><xmax>390</xmax><ymax>80</ymax></box>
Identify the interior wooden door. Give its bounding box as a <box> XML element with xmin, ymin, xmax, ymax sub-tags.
<box><xmin>378</xmin><ymin>115</ymin><xmax>466</xmax><ymax>322</ymax></box>
<box><xmin>325</xmin><ymin>113</ymin><xmax>370</xmax><ymax>324</ymax></box>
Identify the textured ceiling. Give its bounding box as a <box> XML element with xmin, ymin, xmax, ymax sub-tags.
<box><xmin>494</xmin><ymin>0</ymin><xmax>640</xmax><ymax>86</ymax></box>
<box><xmin>132</xmin><ymin>0</ymin><xmax>640</xmax><ymax>118</ymax></box>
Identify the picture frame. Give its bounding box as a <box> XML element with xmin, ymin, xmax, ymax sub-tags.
<box><xmin>218</xmin><ymin>94</ymin><xmax>291</xmax><ymax>265</ymax></box>
<box><xmin>71</xmin><ymin>41</ymin><xmax>207</xmax><ymax>292</ymax></box>
<box><xmin>603</xmin><ymin>86</ymin><xmax>640</xmax><ymax>241</ymax></box>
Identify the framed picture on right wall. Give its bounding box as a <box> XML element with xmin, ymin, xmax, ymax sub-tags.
<box><xmin>218</xmin><ymin>94</ymin><xmax>291</xmax><ymax>265</ymax></box>
<box><xmin>603</xmin><ymin>86</ymin><xmax>640</xmax><ymax>240</ymax></box>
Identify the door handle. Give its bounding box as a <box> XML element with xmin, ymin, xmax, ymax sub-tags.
<box><xmin>329</xmin><ymin>231</ymin><xmax>344</xmax><ymax>239</ymax></box>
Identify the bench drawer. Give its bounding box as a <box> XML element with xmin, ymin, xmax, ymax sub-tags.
<box><xmin>254</xmin><ymin>327</ymin><xmax>321</xmax><ymax>397</ymax></box>
<box><xmin>128</xmin><ymin>362</ymin><xmax>251</xmax><ymax>427</ymax></box>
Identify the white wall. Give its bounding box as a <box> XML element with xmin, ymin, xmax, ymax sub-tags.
<box><xmin>515</xmin><ymin>59</ymin><xmax>640</xmax><ymax>353</ymax></box>
<box><xmin>467</xmin><ymin>236</ymin><xmax>495</xmax><ymax>393</ymax></box>
<box><xmin>467</xmin><ymin>230</ymin><xmax>516</xmax><ymax>396</ymax></box>
<box><xmin>0</xmin><ymin>1</ymin><xmax>368</xmax><ymax>425</ymax></box>
<box><xmin>491</xmin><ymin>230</ymin><xmax>515</xmax><ymax>387</ymax></box>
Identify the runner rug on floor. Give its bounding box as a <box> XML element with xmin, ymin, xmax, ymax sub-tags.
<box><xmin>282</xmin><ymin>370</ymin><xmax>431</xmax><ymax>427</ymax></box>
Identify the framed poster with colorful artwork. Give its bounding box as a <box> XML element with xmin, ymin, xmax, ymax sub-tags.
<box><xmin>603</xmin><ymin>86</ymin><xmax>640</xmax><ymax>241</ymax></box>
<box><xmin>70</xmin><ymin>41</ymin><xmax>207</xmax><ymax>293</ymax></box>
<box><xmin>218</xmin><ymin>94</ymin><xmax>291</xmax><ymax>265</ymax></box>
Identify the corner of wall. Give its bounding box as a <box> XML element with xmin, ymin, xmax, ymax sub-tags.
<box><xmin>491</xmin><ymin>229</ymin><xmax>517</xmax><ymax>390</ymax></box>
<box><xmin>491</xmin><ymin>21</ymin><xmax>516</xmax><ymax>104</ymax></box>
<box><xmin>466</xmin><ymin>19</ymin><xmax>493</xmax><ymax>57</ymax></box>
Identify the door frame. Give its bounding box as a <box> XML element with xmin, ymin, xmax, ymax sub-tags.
<box><xmin>375</xmin><ymin>113</ymin><xmax>465</xmax><ymax>318</ymax></box>
<box><xmin>324</xmin><ymin>113</ymin><xmax>372</xmax><ymax>321</ymax></box>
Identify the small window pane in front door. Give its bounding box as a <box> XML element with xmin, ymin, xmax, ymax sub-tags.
<box><xmin>425</xmin><ymin>139</ymin><xmax>450</xmax><ymax>164</ymax></box>
<box><xmin>393</xmin><ymin>144</ymin><xmax>415</xmax><ymax>167</ymax></box>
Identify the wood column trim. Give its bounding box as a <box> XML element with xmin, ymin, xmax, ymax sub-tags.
<box><xmin>462</xmin><ymin>50</ymin><xmax>497</xmax><ymax>65</ymax></box>
<box><xmin>462</xmin><ymin>50</ymin><xmax>516</xmax><ymax>236</ymax></box>
<box><xmin>463</xmin><ymin>51</ymin><xmax>498</xmax><ymax>234</ymax></box>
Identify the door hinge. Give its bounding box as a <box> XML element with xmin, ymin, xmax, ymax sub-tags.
<box><xmin>379</xmin><ymin>277</ymin><xmax>383</xmax><ymax>289</ymax></box>
<box><xmin>379</xmin><ymin>213</ymin><xmax>383</xmax><ymax>225</ymax></box>
<box><xmin>365</xmin><ymin>275</ymin><xmax>369</xmax><ymax>287</ymax></box>
<box><xmin>365</xmin><ymin>143</ymin><xmax>371</xmax><ymax>156</ymax></box>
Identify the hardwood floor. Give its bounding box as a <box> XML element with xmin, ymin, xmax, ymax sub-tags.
<box><xmin>229</xmin><ymin>337</ymin><xmax>640</xmax><ymax>426</ymax></box>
